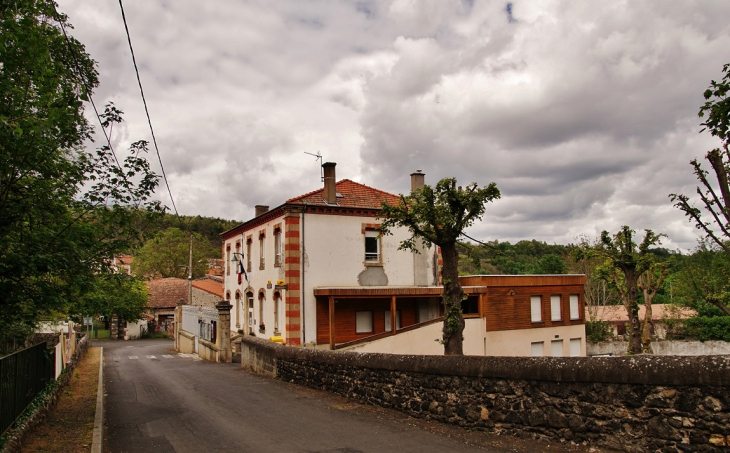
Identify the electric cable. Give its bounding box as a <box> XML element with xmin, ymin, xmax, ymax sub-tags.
<box><xmin>117</xmin><ymin>0</ymin><xmax>179</xmax><ymax>216</ymax></box>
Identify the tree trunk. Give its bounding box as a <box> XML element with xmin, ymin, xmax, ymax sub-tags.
<box><xmin>641</xmin><ymin>291</ymin><xmax>654</xmax><ymax>354</ymax></box>
<box><xmin>440</xmin><ymin>242</ymin><xmax>465</xmax><ymax>356</ymax></box>
<box><xmin>623</xmin><ymin>270</ymin><xmax>642</xmax><ymax>355</ymax></box>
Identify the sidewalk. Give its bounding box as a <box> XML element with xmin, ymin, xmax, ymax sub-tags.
<box><xmin>20</xmin><ymin>347</ymin><xmax>101</xmax><ymax>452</ymax></box>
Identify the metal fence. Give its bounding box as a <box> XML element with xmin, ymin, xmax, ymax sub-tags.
<box><xmin>0</xmin><ymin>342</ymin><xmax>55</xmax><ymax>436</ymax></box>
<box><xmin>181</xmin><ymin>305</ymin><xmax>198</xmax><ymax>335</ymax></box>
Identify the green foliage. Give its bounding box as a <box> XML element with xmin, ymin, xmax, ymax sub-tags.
<box><xmin>0</xmin><ymin>1</ymin><xmax>163</xmax><ymax>346</ymax></box>
<box><xmin>585</xmin><ymin>320</ymin><xmax>612</xmax><ymax>343</ymax></box>
<box><xmin>149</xmin><ymin>213</ymin><xmax>241</xmax><ymax>248</ymax></box>
<box><xmin>379</xmin><ymin>178</ymin><xmax>501</xmax><ymax>251</ymax></box>
<box><xmin>682</xmin><ymin>316</ymin><xmax>730</xmax><ymax>342</ymax></box>
<box><xmin>132</xmin><ymin>227</ymin><xmax>217</xmax><ymax>279</ymax></box>
<box><xmin>379</xmin><ymin>177</ymin><xmax>500</xmax><ymax>355</ymax></box>
<box><xmin>71</xmin><ymin>274</ymin><xmax>149</xmax><ymax>321</ymax></box>
<box><xmin>671</xmin><ymin>240</ymin><xmax>730</xmax><ymax>316</ymax></box>
<box><xmin>457</xmin><ymin>240</ymin><xmax>569</xmax><ymax>275</ymax></box>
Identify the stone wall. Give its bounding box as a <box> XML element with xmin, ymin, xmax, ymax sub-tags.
<box><xmin>589</xmin><ymin>340</ymin><xmax>730</xmax><ymax>357</ymax></box>
<box><xmin>239</xmin><ymin>336</ymin><xmax>730</xmax><ymax>452</ymax></box>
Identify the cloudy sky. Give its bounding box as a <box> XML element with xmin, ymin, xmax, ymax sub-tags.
<box><xmin>58</xmin><ymin>0</ymin><xmax>730</xmax><ymax>250</ymax></box>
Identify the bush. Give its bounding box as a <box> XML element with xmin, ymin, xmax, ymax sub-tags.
<box><xmin>682</xmin><ymin>317</ymin><xmax>730</xmax><ymax>342</ymax></box>
<box><xmin>586</xmin><ymin>320</ymin><xmax>612</xmax><ymax>342</ymax></box>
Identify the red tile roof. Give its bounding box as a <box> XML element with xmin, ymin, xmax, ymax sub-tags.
<box><xmin>192</xmin><ymin>278</ymin><xmax>223</xmax><ymax>298</ymax></box>
<box><xmin>146</xmin><ymin>278</ymin><xmax>188</xmax><ymax>308</ymax></box>
<box><xmin>287</xmin><ymin>179</ymin><xmax>400</xmax><ymax>209</ymax></box>
<box><xmin>588</xmin><ymin>304</ymin><xmax>697</xmax><ymax>323</ymax></box>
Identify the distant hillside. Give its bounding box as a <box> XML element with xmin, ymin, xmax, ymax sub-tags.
<box><xmin>149</xmin><ymin>213</ymin><xmax>241</xmax><ymax>248</ymax></box>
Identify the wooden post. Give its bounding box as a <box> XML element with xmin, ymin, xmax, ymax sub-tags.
<box><xmin>390</xmin><ymin>296</ymin><xmax>397</xmax><ymax>335</ymax></box>
<box><xmin>329</xmin><ymin>296</ymin><xmax>335</xmax><ymax>350</ymax></box>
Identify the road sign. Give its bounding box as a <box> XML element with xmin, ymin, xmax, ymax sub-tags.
<box><xmin>84</xmin><ymin>317</ymin><xmax>93</xmax><ymax>326</ymax></box>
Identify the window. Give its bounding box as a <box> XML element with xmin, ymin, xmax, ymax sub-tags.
<box><xmin>355</xmin><ymin>311</ymin><xmax>373</xmax><ymax>333</ymax></box>
<box><xmin>530</xmin><ymin>296</ymin><xmax>542</xmax><ymax>322</ymax></box>
<box><xmin>226</xmin><ymin>245</ymin><xmax>231</xmax><ymax>276</ymax></box>
<box><xmin>384</xmin><ymin>310</ymin><xmax>401</xmax><ymax>332</ymax></box>
<box><xmin>246</xmin><ymin>238</ymin><xmax>252</xmax><ymax>272</ymax></box>
<box><xmin>259</xmin><ymin>231</ymin><xmax>266</xmax><ymax>270</ymax></box>
<box><xmin>365</xmin><ymin>230</ymin><xmax>380</xmax><ymax>262</ymax></box>
<box><xmin>273</xmin><ymin>292</ymin><xmax>281</xmax><ymax>333</ymax></box>
<box><xmin>570</xmin><ymin>295</ymin><xmax>580</xmax><ymax>320</ymax></box>
<box><xmin>462</xmin><ymin>296</ymin><xmax>479</xmax><ymax>315</ymax></box>
<box><xmin>247</xmin><ymin>292</ymin><xmax>254</xmax><ymax>331</ymax></box>
<box><xmin>234</xmin><ymin>291</ymin><xmax>240</xmax><ymax>328</ymax></box>
<box><xmin>570</xmin><ymin>338</ymin><xmax>581</xmax><ymax>357</ymax></box>
<box><xmin>274</xmin><ymin>227</ymin><xmax>283</xmax><ymax>267</ymax></box>
<box><xmin>531</xmin><ymin>342</ymin><xmax>544</xmax><ymax>357</ymax></box>
<box><xmin>551</xmin><ymin>295</ymin><xmax>562</xmax><ymax>321</ymax></box>
<box><xmin>258</xmin><ymin>291</ymin><xmax>265</xmax><ymax>331</ymax></box>
<box><xmin>551</xmin><ymin>339</ymin><xmax>563</xmax><ymax>357</ymax></box>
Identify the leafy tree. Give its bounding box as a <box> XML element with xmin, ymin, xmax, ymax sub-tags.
<box><xmin>0</xmin><ymin>1</ymin><xmax>163</xmax><ymax>345</ymax></box>
<box><xmin>530</xmin><ymin>253</ymin><xmax>566</xmax><ymax>274</ymax></box>
<box><xmin>567</xmin><ymin>237</ymin><xmax>619</xmax><ymax>325</ymax></box>
<box><xmin>671</xmin><ymin>63</ymin><xmax>730</xmax><ymax>253</ymax></box>
<box><xmin>672</xmin><ymin>240</ymin><xmax>730</xmax><ymax>316</ymax></box>
<box><xmin>72</xmin><ymin>274</ymin><xmax>149</xmax><ymax>322</ymax></box>
<box><xmin>380</xmin><ymin>177</ymin><xmax>500</xmax><ymax>355</ymax></box>
<box><xmin>132</xmin><ymin>228</ymin><xmax>217</xmax><ymax>279</ymax></box>
<box><xmin>150</xmin><ymin>213</ymin><xmax>241</xmax><ymax>248</ymax></box>
<box><xmin>594</xmin><ymin>226</ymin><xmax>666</xmax><ymax>354</ymax></box>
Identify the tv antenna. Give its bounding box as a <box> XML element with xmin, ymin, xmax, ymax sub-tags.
<box><xmin>304</xmin><ymin>151</ymin><xmax>324</xmax><ymax>182</ymax></box>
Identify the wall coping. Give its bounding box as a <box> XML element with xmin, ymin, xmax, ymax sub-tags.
<box><xmin>179</xmin><ymin>330</ymin><xmax>195</xmax><ymax>340</ymax></box>
<box><xmin>199</xmin><ymin>338</ymin><xmax>221</xmax><ymax>352</ymax></box>
<box><xmin>240</xmin><ymin>335</ymin><xmax>730</xmax><ymax>387</ymax></box>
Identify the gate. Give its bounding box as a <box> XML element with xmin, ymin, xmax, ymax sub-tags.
<box><xmin>200</xmin><ymin>307</ymin><xmax>219</xmax><ymax>344</ymax></box>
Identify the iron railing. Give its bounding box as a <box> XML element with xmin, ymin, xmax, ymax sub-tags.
<box><xmin>0</xmin><ymin>342</ymin><xmax>55</xmax><ymax>436</ymax></box>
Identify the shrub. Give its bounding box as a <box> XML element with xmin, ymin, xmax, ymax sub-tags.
<box><xmin>682</xmin><ymin>317</ymin><xmax>730</xmax><ymax>342</ymax></box>
<box><xmin>586</xmin><ymin>320</ymin><xmax>612</xmax><ymax>342</ymax></box>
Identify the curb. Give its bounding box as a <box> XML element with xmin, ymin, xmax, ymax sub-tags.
<box><xmin>91</xmin><ymin>348</ymin><xmax>103</xmax><ymax>453</ymax></box>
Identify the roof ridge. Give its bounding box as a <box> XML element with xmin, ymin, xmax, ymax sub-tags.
<box><xmin>287</xmin><ymin>179</ymin><xmax>399</xmax><ymax>203</ymax></box>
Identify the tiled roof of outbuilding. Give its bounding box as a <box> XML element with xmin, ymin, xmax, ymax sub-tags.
<box><xmin>192</xmin><ymin>278</ymin><xmax>223</xmax><ymax>298</ymax></box>
<box><xmin>146</xmin><ymin>278</ymin><xmax>188</xmax><ymax>308</ymax></box>
<box><xmin>287</xmin><ymin>179</ymin><xmax>400</xmax><ymax>209</ymax></box>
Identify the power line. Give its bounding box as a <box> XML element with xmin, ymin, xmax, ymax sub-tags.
<box><xmin>52</xmin><ymin>7</ymin><xmax>122</xmax><ymax>170</ymax></box>
<box><xmin>117</xmin><ymin>0</ymin><xmax>179</xmax><ymax>216</ymax></box>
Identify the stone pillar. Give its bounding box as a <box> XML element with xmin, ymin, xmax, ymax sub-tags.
<box><xmin>216</xmin><ymin>301</ymin><xmax>233</xmax><ymax>363</ymax></box>
<box><xmin>111</xmin><ymin>315</ymin><xmax>118</xmax><ymax>340</ymax></box>
<box><xmin>175</xmin><ymin>299</ymin><xmax>184</xmax><ymax>351</ymax></box>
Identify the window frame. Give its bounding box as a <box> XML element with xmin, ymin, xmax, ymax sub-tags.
<box><xmin>569</xmin><ymin>294</ymin><xmax>581</xmax><ymax>320</ymax></box>
<box><xmin>530</xmin><ymin>296</ymin><xmax>542</xmax><ymax>323</ymax></box>
<box><xmin>364</xmin><ymin>230</ymin><xmax>381</xmax><ymax>264</ymax></box>
<box><xmin>274</xmin><ymin>226</ymin><xmax>283</xmax><ymax>268</ymax></box>
<box><xmin>551</xmin><ymin>295</ymin><xmax>562</xmax><ymax>321</ymax></box>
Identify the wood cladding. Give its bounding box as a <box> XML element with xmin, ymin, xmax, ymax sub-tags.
<box><xmin>316</xmin><ymin>297</ymin><xmax>423</xmax><ymax>345</ymax></box>
<box><xmin>483</xmin><ymin>285</ymin><xmax>585</xmax><ymax>332</ymax></box>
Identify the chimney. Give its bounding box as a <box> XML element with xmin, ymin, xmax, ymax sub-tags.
<box><xmin>411</xmin><ymin>170</ymin><xmax>425</xmax><ymax>192</ymax></box>
<box><xmin>322</xmin><ymin>162</ymin><xmax>337</xmax><ymax>205</ymax></box>
<box><xmin>255</xmin><ymin>205</ymin><xmax>269</xmax><ymax>217</ymax></box>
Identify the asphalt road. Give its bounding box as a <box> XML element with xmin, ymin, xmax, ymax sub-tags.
<box><xmin>101</xmin><ymin>339</ymin><xmax>593</xmax><ymax>453</ymax></box>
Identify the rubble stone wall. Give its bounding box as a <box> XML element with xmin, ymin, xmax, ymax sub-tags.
<box><xmin>240</xmin><ymin>336</ymin><xmax>730</xmax><ymax>452</ymax></box>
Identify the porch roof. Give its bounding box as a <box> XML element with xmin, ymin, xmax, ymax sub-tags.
<box><xmin>313</xmin><ymin>286</ymin><xmax>487</xmax><ymax>297</ymax></box>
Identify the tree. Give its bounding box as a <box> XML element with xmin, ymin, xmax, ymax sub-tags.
<box><xmin>379</xmin><ymin>178</ymin><xmax>500</xmax><ymax>355</ymax></box>
<box><xmin>132</xmin><ymin>228</ymin><xmax>218</xmax><ymax>279</ymax></box>
<box><xmin>567</xmin><ymin>237</ymin><xmax>618</xmax><ymax>324</ymax></box>
<box><xmin>72</xmin><ymin>274</ymin><xmax>149</xmax><ymax>322</ymax></box>
<box><xmin>594</xmin><ymin>226</ymin><xmax>666</xmax><ymax>354</ymax></box>
<box><xmin>0</xmin><ymin>1</ymin><xmax>163</xmax><ymax>345</ymax></box>
<box><xmin>672</xmin><ymin>240</ymin><xmax>730</xmax><ymax>317</ymax></box>
<box><xmin>671</xmin><ymin>63</ymin><xmax>730</xmax><ymax>253</ymax></box>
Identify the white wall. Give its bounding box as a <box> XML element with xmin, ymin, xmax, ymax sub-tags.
<box><xmin>223</xmin><ymin>210</ymin><xmax>438</xmax><ymax>346</ymax></box>
<box><xmin>588</xmin><ymin>340</ymin><xmax>730</xmax><ymax>356</ymax></box>
<box><xmin>485</xmin><ymin>324</ymin><xmax>586</xmax><ymax>357</ymax></box>
<box><xmin>343</xmin><ymin>318</ymin><xmax>487</xmax><ymax>356</ymax></box>
<box><xmin>302</xmin><ymin>213</ymin><xmax>437</xmax><ymax>345</ymax></box>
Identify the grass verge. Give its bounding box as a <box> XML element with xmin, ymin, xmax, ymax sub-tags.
<box><xmin>19</xmin><ymin>347</ymin><xmax>100</xmax><ymax>452</ymax></box>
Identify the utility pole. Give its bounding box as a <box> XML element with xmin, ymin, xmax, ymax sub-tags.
<box><xmin>188</xmin><ymin>234</ymin><xmax>193</xmax><ymax>305</ymax></box>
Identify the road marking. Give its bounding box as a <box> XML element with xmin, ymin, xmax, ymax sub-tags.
<box><xmin>146</xmin><ymin>355</ymin><xmax>157</xmax><ymax>359</ymax></box>
<box><xmin>162</xmin><ymin>355</ymin><xmax>174</xmax><ymax>359</ymax></box>
<box><xmin>129</xmin><ymin>356</ymin><xmax>138</xmax><ymax>359</ymax></box>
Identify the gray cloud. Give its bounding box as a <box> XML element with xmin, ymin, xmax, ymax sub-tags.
<box><xmin>59</xmin><ymin>0</ymin><xmax>730</xmax><ymax>250</ymax></box>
